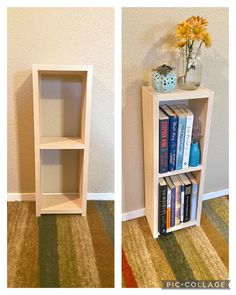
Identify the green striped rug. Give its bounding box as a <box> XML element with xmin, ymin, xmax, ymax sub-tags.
<box><xmin>8</xmin><ymin>201</ymin><xmax>114</xmax><ymax>288</ymax></box>
<box><xmin>122</xmin><ymin>196</ymin><xmax>229</xmax><ymax>288</ymax></box>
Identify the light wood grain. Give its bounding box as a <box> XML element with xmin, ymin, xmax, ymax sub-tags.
<box><xmin>167</xmin><ymin>220</ymin><xmax>197</xmax><ymax>233</ymax></box>
<box><xmin>142</xmin><ymin>86</ymin><xmax>158</xmax><ymax>238</ymax></box>
<box><xmin>32</xmin><ymin>64</ymin><xmax>93</xmax><ymax>216</ymax></box>
<box><xmin>39</xmin><ymin>137</ymin><xmax>85</xmax><ymax>149</ymax></box>
<box><xmin>41</xmin><ymin>194</ymin><xmax>82</xmax><ymax>214</ymax></box>
<box><xmin>141</xmin><ymin>86</ymin><xmax>214</xmax><ymax>238</ymax></box>
<box><xmin>159</xmin><ymin>165</ymin><xmax>202</xmax><ymax>178</ymax></box>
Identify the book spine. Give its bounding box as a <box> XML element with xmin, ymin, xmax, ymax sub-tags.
<box><xmin>159</xmin><ymin>184</ymin><xmax>167</xmax><ymax>234</ymax></box>
<box><xmin>180</xmin><ymin>184</ymin><xmax>185</xmax><ymax>223</ymax></box>
<box><xmin>175</xmin><ymin>116</ymin><xmax>186</xmax><ymax>170</ymax></box>
<box><xmin>190</xmin><ymin>183</ymin><xmax>198</xmax><ymax>220</ymax></box>
<box><xmin>184</xmin><ymin>184</ymin><xmax>191</xmax><ymax>222</ymax></box>
<box><xmin>159</xmin><ymin>118</ymin><xmax>169</xmax><ymax>173</ymax></box>
<box><xmin>166</xmin><ymin>186</ymin><xmax>171</xmax><ymax>229</ymax></box>
<box><xmin>175</xmin><ymin>186</ymin><xmax>181</xmax><ymax>225</ymax></box>
<box><xmin>170</xmin><ymin>187</ymin><xmax>176</xmax><ymax>227</ymax></box>
<box><xmin>182</xmin><ymin>114</ymin><xmax>194</xmax><ymax>168</ymax></box>
<box><xmin>168</xmin><ymin>116</ymin><xmax>178</xmax><ymax>171</ymax></box>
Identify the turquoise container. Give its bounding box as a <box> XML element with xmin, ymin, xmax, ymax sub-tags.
<box><xmin>189</xmin><ymin>142</ymin><xmax>200</xmax><ymax>167</ymax></box>
<box><xmin>152</xmin><ymin>64</ymin><xmax>176</xmax><ymax>93</ymax></box>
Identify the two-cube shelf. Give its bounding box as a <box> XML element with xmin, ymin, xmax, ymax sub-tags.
<box><xmin>142</xmin><ymin>86</ymin><xmax>214</xmax><ymax>238</ymax></box>
<box><xmin>32</xmin><ymin>65</ymin><xmax>93</xmax><ymax>217</ymax></box>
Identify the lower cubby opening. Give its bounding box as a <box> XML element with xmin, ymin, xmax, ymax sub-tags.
<box><xmin>158</xmin><ymin>170</ymin><xmax>201</xmax><ymax>235</ymax></box>
<box><xmin>40</xmin><ymin>149</ymin><xmax>84</xmax><ymax>214</ymax></box>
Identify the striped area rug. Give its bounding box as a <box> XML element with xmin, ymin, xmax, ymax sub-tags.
<box><xmin>122</xmin><ymin>196</ymin><xmax>229</xmax><ymax>288</ymax></box>
<box><xmin>8</xmin><ymin>201</ymin><xmax>114</xmax><ymax>288</ymax></box>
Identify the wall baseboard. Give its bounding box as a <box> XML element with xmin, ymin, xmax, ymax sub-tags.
<box><xmin>122</xmin><ymin>188</ymin><xmax>229</xmax><ymax>222</ymax></box>
<box><xmin>7</xmin><ymin>192</ymin><xmax>114</xmax><ymax>202</ymax></box>
<box><xmin>122</xmin><ymin>208</ymin><xmax>146</xmax><ymax>222</ymax></box>
<box><xmin>201</xmin><ymin>188</ymin><xmax>229</xmax><ymax>201</ymax></box>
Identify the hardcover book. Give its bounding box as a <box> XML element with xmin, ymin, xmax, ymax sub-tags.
<box><xmin>177</xmin><ymin>106</ymin><xmax>194</xmax><ymax>169</ymax></box>
<box><xmin>165</xmin><ymin>176</ymin><xmax>176</xmax><ymax>227</ymax></box>
<box><xmin>159</xmin><ymin>177</ymin><xmax>167</xmax><ymax>234</ymax></box>
<box><xmin>179</xmin><ymin>173</ymin><xmax>192</xmax><ymax>222</ymax></box>
<box><xmin>166</xmin><ymin>184</ymin><xmax>171</xmax><ymax>229</ymax></box>
<box><xmin>160</xmin><ymin>105</ymin><xmax>178</xmax><ymax>171</ymax></box>
<box><xmin>159</xmin><ymin>108</ymin><xmax>169</xmax><ymax>173</ymax></box>
<box><xmin>169</xmin><ymin>105</ymin><xmax>186</xmax><ymax>170</ymax></box>
<box><xmin>170</xmin><ymin>175</ymin><xmax>181</xmax><ymax>225</ymax></box>
<box><xmin>186</xmin><ymin>172</ymin><xmax>198</xmax><ymax>221</ymax></box>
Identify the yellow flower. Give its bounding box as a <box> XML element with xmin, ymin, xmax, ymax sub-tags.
<box><xmin>176</xmin><ymin>21</ymin><xmax>190</xmax><ymax>39</ymax></box>
<box><xmin>203</xmin><ymin>32</ymin><xmax>212</xmax><ymax>47</ymax></box>
<box><xmin>188</xmin><ymin>18</ymin><xmax>207</xmax><ymax>41</ymax></box>
<box><xmin>176</xmin><ymin>39</ymin><xmax>187</xmax><ymax>48</ymax></box>
<box><xmin>187</xmin><ymin>15</ymin><xmax>208</xmax><ymax>27</ymax></box>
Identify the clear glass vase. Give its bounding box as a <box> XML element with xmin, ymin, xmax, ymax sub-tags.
<box><xmin>177</xmin><ymin>47</ymin><xmax>202</xmax><ymax>90</ymax></box>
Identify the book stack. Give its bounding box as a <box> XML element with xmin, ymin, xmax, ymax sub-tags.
<box><xmin>159</xmin><ymin>105</ymin><xmax>194</xmax><ymax>173</ymax></box>
<box><xmin>158</xmin><ymin>172</ymin><xmax>198</xmax><ymax>235</ymax></box>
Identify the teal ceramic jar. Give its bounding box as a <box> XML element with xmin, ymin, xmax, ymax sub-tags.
<box><xmin>189</xmin><ymin>141</ymin><xmax>200</xmax><ymax>167</ymax></box>
<box><xmin>152</xmin><ymin>64</ymin><xmax>177</xmax><ymax>93</ymax></box>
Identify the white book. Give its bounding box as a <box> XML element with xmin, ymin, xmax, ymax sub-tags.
<box><xmin>186</xmin><ymin>172</ymin><xmax>198</xmax><ymax>221</ymax></box>
<box><xmin>177</xmin><ymin>105</ymin><xmax>194</xmax><ymax>168</ymax></box>
<box><xmin>177</xmin><ymin>176</ymin><xmax>185</xmax><ymax>223</ymax></box>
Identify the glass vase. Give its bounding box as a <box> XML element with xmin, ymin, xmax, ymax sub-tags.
<box><xmin>177</xmin><ymin>47</ymin><xmax>202</xmax><ymax>90</ymax></box>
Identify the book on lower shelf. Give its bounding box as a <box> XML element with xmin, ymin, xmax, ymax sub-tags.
<box><xmin>158</xmin><ymin>172</ymin><xmax>198</xmax><ymax>235</ymax></box>
<box><xmin>159</xmin><ymin>177</ymin><xmax>167</xmax><ymax>234</ymax></box>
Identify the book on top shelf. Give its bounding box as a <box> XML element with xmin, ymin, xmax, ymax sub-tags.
<box><xmin>159</xmin><ymin>109</ymin><xmax>169</xmax><ymax>173</ymax></box>
<box><xmin>160</xmin><ymin>105</ymin><xmax>178</xmax><ymax>171</ymax></box>
<box><xmin>169</xmin><ymin>105</ymin><xmax>186</xmax><ymax>170</ymax></box>
<box><xmin>177</xmin><ymin>105</ymin><xmax>194</xmax><ymax>169</ymax></box>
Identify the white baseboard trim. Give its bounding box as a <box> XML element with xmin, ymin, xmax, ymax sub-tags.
<box><xmin>202</xmin><ymin>188</ymin><xmax>229</xmax><ymax>201</ymax></box>
<box><xmin>122</xmin><ymin>208</ymin><xmax>145</xmax><ymax>222</ymax></box>
<box><xmin>7</xmin><ymin>192</ymin><xmax>114</xmax><ymax>202</ymax></box>
<box><xmin>122</xmin><ymin>188</ymin><xmax>229</xmax><ymax>222</ymax></box>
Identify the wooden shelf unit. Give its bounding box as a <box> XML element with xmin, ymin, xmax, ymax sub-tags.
<box><xmin>33</xmin><ymin>64</ymin><xmax>93</xmax><ymax>216</ymax></box>
<box><xmin>142</xmin><ymin>86</ymin><xmax>214</xmax><ymax>238</ymax></box>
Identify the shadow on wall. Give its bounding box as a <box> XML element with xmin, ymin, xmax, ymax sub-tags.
<box><xmin>142</xmin><ymin>25</ymin><xmax>178</xmax><ymax>85</ymax></box>
<box><xmin>14</xmin><ymin>71</ymin><xmax>35</xmax><ymax>192</ymax></box>
<box><xmin>88</xmin><ymin>76</ymin><xmax>114</xmax><ymax>193</ymax></box>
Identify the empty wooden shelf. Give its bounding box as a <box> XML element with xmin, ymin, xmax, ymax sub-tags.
<box><xmin>33</xmin><ymin>64</ymin><xmax>93</xmax><ymax>216</ymax></box>
<box><xmin>142</xmin><ymin>86</ymin><xmax>214</xmax><ymax>238</ymax></box>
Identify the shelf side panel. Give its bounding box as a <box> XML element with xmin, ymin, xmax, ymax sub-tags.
<box><xmin>81</xmin><ymin>68</ymin><xmax>93</xmax><ymax>216</ymax></box>
<box><xmin>142</xmin><ymin>87</ymin><xmax>158</xmax><ymax>238</ymax></box>
<box><xmin>32</xmin><ymin>66</ymin><xmax>41</xmax><ymax>216</ymax></box>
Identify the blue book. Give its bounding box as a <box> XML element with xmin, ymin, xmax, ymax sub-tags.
<box><xmin>186</xmin><ymin>172</ymin><xmax>198</xmax><ymax>221</ymax></box>
<box><xmin>160</xmin><ymin>105</ymin><xmax>178</xmax><ymax>171</ymax></box>
<box><xmin>169</xmin><ymin>105</ymin><xmax>186</xmax><ymax>170</ymax></box>
<box><xmin>159</xmin><ymin>109</ymin><xmax>169</xmax><ymax>173</ymax></box>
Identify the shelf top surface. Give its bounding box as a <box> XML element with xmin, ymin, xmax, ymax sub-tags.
<box><xmin>158</xmin><ymin>165</ymin><xmax>202</xmax><ymax>178</ymax></box>
<box><xmin>41</xmin><ymin>194</ymin><xmax>82</xmax><ymax>214</ymax></box>
<box><xmin>143</xmin><ymin>86</ymin><xmax>214</xmax><ymax>100</ymax></box>
<box><xmin>32</xmin><ymin>64</ymin><xmax>93</xmax><ymax>73</ymax></box>
<box><xmin>39</xmin><ymin>137</ymin><xmax>85</xmax><ymax>149</ymax></box>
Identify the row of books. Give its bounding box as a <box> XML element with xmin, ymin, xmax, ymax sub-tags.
<box><xmin>159</xmin><ymin>104</ymin><xmax>194</xmax><ymax>173</ymax></box>
<box><xmin>159</xmin><ymin>172</ymin><xmax>198</xmax><ymax>235</ymax></box>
